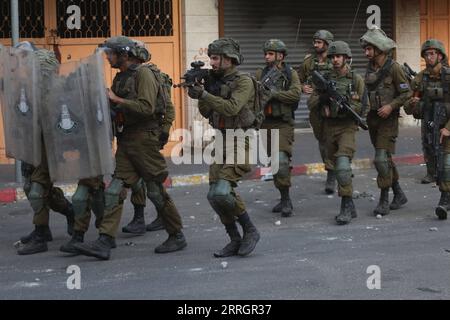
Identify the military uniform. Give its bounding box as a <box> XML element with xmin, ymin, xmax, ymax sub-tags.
<box><xmin>309</xmin><ymin>41</ymin><xmax>365</xmax><ymax>225</ymax></box>
<box><xmin>405</xmin><ymin>39</ymin><xmax>450</xmax><ymax>220</ymax></box>
<box><xmin>360</xmin><ymin>27</ymin><xmax>411</xmax><ymax>216</ymax></box>
<box><xmin>16</xmin><ymin>45</ymin><xmax>75</xmax><ymax>255</ymax></box>
<box><xmin>74</xmin><ymin>36</ymin><xmax>186</xmax><ymax>260</ymax></box>
<box><xmin>300</xmin><ymin>30</ymin><xmax>336</xmax><ymax>194</ymax></box>
<box><xmin>256</xmin><ymin>39</ymin><xmax>301</xmax><ymax>217</ymax></box>
<box><xmin>190</xmin><ymin>38</ymin><xmax>260</xmax><ymax>258</ymax></box>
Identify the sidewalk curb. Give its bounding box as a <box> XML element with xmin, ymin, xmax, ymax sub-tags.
<box><xmin>0</xmin><ymin>154</ymin><xmax>425</xmax><ymax>204</ymax></box>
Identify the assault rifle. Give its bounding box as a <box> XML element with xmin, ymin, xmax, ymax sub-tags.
<box><xmin>312</xmin><ymin>70</ymin><xmax>368</xmax><ymax>130</ymax></box>
<box><xmin>173</xmin><ymin>61</ymin><xmax>209</xmax><ymax>88</ymax></box>
<box><xmin>403</xmin><ymin>63</ymin><xmax>418</xmax><ymax>82</ymax></box>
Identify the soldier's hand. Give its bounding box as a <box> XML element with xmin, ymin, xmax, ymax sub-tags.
<box><xmin>107</xmin><ymin>89</ymin><xmax>124</xmax><ymax>104</ymax></box>
<box><xmin>440</xmin><ymin>128</ymin><xmax>450</xmax><ymax>144</ymax></box>
<box><xmin>410</xmin><ymin>97</ymin><xmax>420</xmax><ymax>106</ymax></box>
<box><xmin>378</xmin><ymin>104</ymin><xmax>393</xmax><ymax>119</ymax></box>
<box><xmin>303</xmin><ymin>85</ymin><xmax>313</xmax><ymax>95</ymax></box>
<box><xmin>188</xmin><ymin>85</ymin><xmax>204</xmax><ymax>100</ymax></box>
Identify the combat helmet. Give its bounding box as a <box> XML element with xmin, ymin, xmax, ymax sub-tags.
<box><xmin>99</xmin><ymin>36</ymin><xmax>139</xmax><ymax>57</ymax></box>
<box><xmin>208</xmin><ymin>38</ymin><xmax>243</xmax><ymax>65</ymax></box>
<box><xmin>421</xmin><ymin>39</ymin><xmax>447</xmax><ymax>61</ymax></box>
<box><xmin>360</xmin><ymin>26</ymin><xmax>397</xmax><ymax>52</ymax></box>
<box><xmin>132</xmin><ymin>39</ymin><xmax>151</xmax><ymax>63</ymax></box>
<box><xmin>263</xmin><ymin>39</ymin><xmax>288</xmax><ymax>56</ymax></box>
<box><xmin>313</xmin><ymin>30</ymin><xmax>334</xmax><ymax>45</ymax></box>
<box><xmin>327</xmin><ymin>41</ymin><xmax>352</xmax><ymax>58</ymax></box>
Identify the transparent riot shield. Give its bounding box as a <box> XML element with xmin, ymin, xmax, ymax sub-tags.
<box><xmin>0</xmin><ymin>47</ymin><xmax>42</xmax><ymax>166</ymax></box>
<box><xmin>43</xmin><ymin>51</ymin><xmax>114</xmax><ymax>182</ymax></box>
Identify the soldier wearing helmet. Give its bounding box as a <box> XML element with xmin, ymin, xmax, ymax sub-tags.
<box><xmin>255</xmin><ymin>39</ymin><xmax>301</xmax><ymax>217</ymax></box>
<box><xmin>405</xmin><ymin>39</ymin><xmax>450</xmax><ymax>220</ymax></box>
<box><xmin>300</xmin><ymin>30</ymin><xmax>337</xmax><ymax>195</ymax></box>
<box><xmin>309</xmin><ymin>41</ymin><xmax>365</xmax><ymax>225</ymax></box>
<box><xmin>187</xmin><ymin>38</ymin><xmax>261</xmax><ymax>258</ymax></box>
<box><xmin>74</xmin><ymin>36</ymin><xmax>186</xmax><ymax>260</ymax></box>
<box><xmin>360</xmin><ymin>26</ymin><xmax>411</xmax><ymax>217</ymax></box>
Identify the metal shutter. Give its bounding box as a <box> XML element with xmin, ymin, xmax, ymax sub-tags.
<box><xmin>223</xmin><ymin>0</ymin><xmax>394</xmax><ymax>127</ymax></box>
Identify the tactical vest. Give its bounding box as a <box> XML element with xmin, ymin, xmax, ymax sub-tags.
<box><xmin>205</xmin><ymin>71</ymin><xmax>257</xmax><ymax>130</ymax></box>
<box><xmin>419</xmin><ymin>66</ymin><xmax>450</xmax><ymax>125</ymax></box>
<box><xmin>365</xmin><ymin>58</ymin><xmax>397</xmax><ymax>111</ymax></box>
<box><xmin>259</xmin><ymin>64</ymin><xmax>297</xmax><ymax>122</ymax></box>
<box><xmin>327</xmin><ymin>71</ymin><xmax>360</xmax><ymax>119</ymax></box>
<box><xmin>306</xmin><ymin>56</ymin><xmax>333</xmax><ymax>84</ymax></box>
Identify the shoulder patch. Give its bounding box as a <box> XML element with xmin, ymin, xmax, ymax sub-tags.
<box><xmin>399</xmin><ymin>83</ymin><xmax>410</xmax><ymax>90</ymax></box>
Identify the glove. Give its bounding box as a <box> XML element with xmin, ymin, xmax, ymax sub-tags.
<box><xmin>159</xmin><ymin>131</ymin><xmax>170</xmax><ymax>150</ymax></box>
<box><xmin>188</xmin><ymin>85</ymin><xmax>204</xmax><ymax>99</ymax></box>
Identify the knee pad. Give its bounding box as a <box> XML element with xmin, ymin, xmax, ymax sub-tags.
<box><xmin>105</xmin><ymin>179</ymin><xmax>124</xmax><ymax>210</ymax></box>
<box><xmin>275</xmin><ymin>152</ymin><xmax>290</xmax><ymax>179</ymax></box>
<box><xmin>23</xmin><ymin>178</ymin><xmax>32</xmax><ymax>197</ymax></box>
<box><xmin>131</xmin><ymin>178</ymin><xmax>145</xmax><ymax>194</ymax></box>
<box><xmin>335</xmin><ymin>156</ymin><xmax>353</xmax><ymax>187</ymax></box>
<box><xmin>72</xmin><ymin>185</ymin><xmax>90</xmax><ymax>216</ymax></box>
<box><xmin>207</xmin><ymin>179</ymin><xmax>235</xmax><ymax>213</ymax></box>
<box><xmin>146</xmin><ymin>181</ymin><xmax>166</xmax><ymax>212</ymax></box>
<box><xmin>443</xmin><ymin>154</ymin><xmax>450</xmax><ymax>182</ymax></box>
<box><xmin>374</xmin><ymin>149</ymin><xmax>390</xmax><ymax>177</ymax></box>
<box><xmin>28</xmin><ymin>182</ymin><xmax>45</xmax><ymax>213</ymax></box>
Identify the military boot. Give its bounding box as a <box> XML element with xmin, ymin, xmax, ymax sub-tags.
<box><xmin>325</xmin><ymin>170</ymin><xmax>336</xmax><ymax>195</ymax></box>
<box><xmin>335</xmin><ymin>196</ymin><xmax>354</xmax><ymax>225</ymax></box>
<box><xmin>390</xmin><ymin>181</ymin><xmax>408</xmax><ymax>210</ymax></box>
<box><xmin>122</xmin><ymin>205</ymin><xmax>146</xmax><ymax>235</ymax></box>
<box><xmin>146</xmin><ymin>215</ymin><xmax>164</xmax><ymax>232</ymax></box>
<box><xmin>60</xmin><ymin>231</ymin><xmax>84</xmax><ymax>254</ymax></box>
<box><xmin>19</xmin><ymin>225</ymin><xmax>52</xmax><ymax>245</ymax></box>
<box><xmin>72</xmin><ymin>234</ymin><xmax>115</xmax><ymax>260</ymax></box>
<box><xmin>272</xmin><ymin>188</ymin><xmax>293</xmax><ymax>215</ymax></box>
<box><xmin>154</xmin><ymin>231</ymin><xmax>187</xmax><ymax>254</ymax></box>
<box><xmin>435</xmin><ymin>192</ymin><xmax>449</xmax><ymax>220</ymax></box>
<box><xmin>17</xmin><ymin>226</ymin><xmax>48</xmax><ymax>255</ymax></box>
<box><xmin>213</xmin><ymin>223</ymin><xmax>242</xmax><ymax>258</ymax></box>
<box><xmin>237</xmin><ymin>213</ymin><xmax>260</xmax><ymax>256</ymax></box>
<box><xmin>421</xmin><ymin>161</ymin><xmax>436</xmax><ymax>184</ymax></box>
<box><xmin>374</xmin><ymin>188</ymin><xmax>390</xmax><ymax>216</ymax></box>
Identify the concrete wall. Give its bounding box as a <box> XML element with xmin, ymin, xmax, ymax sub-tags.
<box><xmin>395</xmin><ymin>0</ymin><xmax>421</xmax><ymax>127</ymax></box>
<box><xmin>181</xmin><ymin>0</ymin><xmax>219</xmax><ymax>145</ymax></box>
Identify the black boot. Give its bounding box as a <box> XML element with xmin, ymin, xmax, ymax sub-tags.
<box><xmin>214</xmin><ymin>223</ymin><xmax>242</xmax><ymax>258</ymax></box>
<box><xmin>154</xmin><ymin>231</ymin><xmax>187</xmax><ymax>254</ymax></box>
<box><xmin>63</xmin><ymin>203</ymin><xmax>75</xmax><ymax>236</ymax></box>
<box><xmin>435</xmin><ymin>192</ymin><xmax>449</xmax><ymax>220</ymax></box>
<box><xmin>325</xmin><ymin>170</ymin><xmax>336</xmax><ymax>194</ymax></box>
<box><xmin>374</xmin><ymin>188</ymin><xmax>390</xmax><ymax>216</ymax></box>
<box><xmin>60</xmin><ymin>231</ymin><xmax>84</xmax><ymax>254</ymax></box>
<box><xmin>17</xmin><ymin>226</ymin><xmax>48</xmax><ymax>255</ymax></box>
<box><xmin>237</xmin><ymin>213</ymin><xmax>260</xmax><ymax>256</ymax></box>
<box><xmin>146</xmin><ymin>215</ymin><xmax>164</xmax><ymax>232</ymax></box>
<box><xmin>390</xmin><ymin>181</ymin><xmax>408</xmax><ymax>210</ymax></box>
<box><xmin>122</xmin><ymin>205</ymin><xmax>146</xmax><ymax>235</ymax></box>
<box><xmin>19</xmin><ymin>225</ymin><xmax>52</xmax><ymax>245</ymax></box>
<box><xmin>335</xmin><ymin>197</ymin><xmax>354</xmax><ymax>225</ymax></box>
<box><xmin>280</xmin><ymin>188</ymin><xmax>293</xmax><ymax>217</ymax></box>
<box><xmin>72</xmin><ymin>234</ymin><xmax>115</xmax><ymax>260</ymax></box>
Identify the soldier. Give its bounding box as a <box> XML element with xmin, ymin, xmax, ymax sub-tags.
<box><xmin>308</xmin><ymin>41</ymin><xmax>365</xmax><ymax>225</ymax></box>
<box><xmin>12</xmin><ymin>42</ymin><xmax>75</xmax><ymax>256</ymax></box>
<box><xmin>299</xmin><ymin>30</ymin><xmax>337</xmax><ymax>194</ymax></box>
<box><xmin>360</xmin><ymin>26</ymin><xmax>411</xmax><ymax>217</ymax></box>
<box><xmin>256</xmin><ymin>39</ymin><xmax>301</xmax><ymax>217</ymax></box>
<box><xmin>73</xmin><ymin>36</ymin><xmax>186</xmax><ymax>260</ymax></box>
<box><xmin>187</xmin><ymin>38</ymin><xmax>260</xmax><ymax>257</ymax></box>
<box><xmin>405</xmin><ymin>39</ymin><xmax>450</xmax><ymax>220</ymax></box>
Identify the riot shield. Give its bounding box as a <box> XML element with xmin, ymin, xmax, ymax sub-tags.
<box><xmin>43</xmin><ymin>51</ymin><xmax>114</xmax><ymax>182</ymax></box>
<box><xmin>0</xmin><ymin>47</ymin><xmax>42</xmax><ymax>165</ymax></box>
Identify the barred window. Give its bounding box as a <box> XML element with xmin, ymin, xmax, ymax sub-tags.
<box><xmin>57</xmin><ymin>0</ymin><xmax>110</xmax><ymax>38</ymax></box>
<box><xmin>121</xmin><ymin>0</ymin><xmax>173</xmax><ymax>37</ymax></box>
<box><xmin>0</xmin><ymin>0</ymin><xmax>45</xmax><ymax>39</ymax></box>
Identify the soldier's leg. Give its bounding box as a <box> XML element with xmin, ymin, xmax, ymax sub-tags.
<box><xmin>48</xmin><ymin>186</ymin><xmax>74</xmax><ymax>236</ymax></box>
<box><xmin>122</xmin><ymin>178</ymin><xmax>147</xmax><ymax>235</ymax></box>
<box><xmin>436</xmin><ymin>141</ymin><xmax>450</xmax><ymax>220</ymax></box>
<box><xmin>422</xmin><ymin>121</ymin><xmax>436</xmax><ymax>184</ymax></box>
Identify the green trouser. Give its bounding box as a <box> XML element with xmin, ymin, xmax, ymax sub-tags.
<box><xmin>260</xmin><ymin>118</ymin><xmax>294</xmax><ymax>189</ymax></box>
<box><xmin>29</xmin><ymin>141</ymin><xmax>71</xmax><ymax>227</ymax></box>
<box><xmin>309</xmin><ymin>106</ymin><xmax>333</xmax><ymax>170</ymax></box>
<box><xmin>208</xmin><ymin>131</ymin><xmax>252</xmax><ymax>225</ymax></box>
<box><xmin>439</xmin><ymin>138</ymin><xmax>450</xmax><ymax>192</ymax></box>
<box><xmin>73</xmin><ymin>177</ymin><xmax>104</xmax><ymax>233</ymax></box>
<box><xmin>367</xmin><ymin>111</ymin><xmax>400</xmax><ymax>189</ymax></box>
<box><xmin>324</xmin><ymin>119</ymin><xmax>357</xmax><ymax>197</ymax></box>
<box><xmin>99</xmin><ymin>130</ymin><xmax>182</xmax><ymax>237</ymax></box>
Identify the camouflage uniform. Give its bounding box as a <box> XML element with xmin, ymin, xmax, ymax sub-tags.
<box><xmin>360</xmin><ymin>27</ymin><xmax>412</xmax><ymax>216</ymax></box>
<box><xmin>405</xmin><ymin>39</ymin><xmax>450</xmax><ymax>220</ymax></box>
<box><xmin>299</xmin><ymin>30</ymin><xmax>336</xmax><ymax>194</ymax></box>
<box><xmin>256</xmin><ymin>39</ymin><xmax>301</xmax><ymax>217</ymax></box>
<box><xmin>191</xmin><ymin>38</ymin><xmax>260</xmax><ymax>257</ymax></box>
